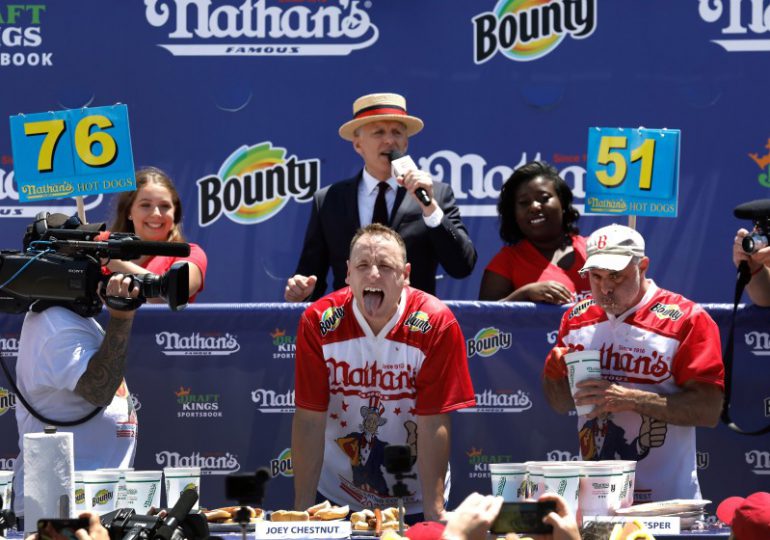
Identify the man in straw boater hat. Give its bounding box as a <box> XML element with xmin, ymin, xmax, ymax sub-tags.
<box><xmin>284</xmin><ymin>92</ymin><xmax>476</xmax><ymax>302</ymax></box>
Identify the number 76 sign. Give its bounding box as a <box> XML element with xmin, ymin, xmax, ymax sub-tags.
<box><xmin>9</xmin><ymin>104</ymin><xmax>136</xmax><ymax>202</ymax></box>
<box><xmin>585</xmin><ymin>127</ymin><xmax>680</xmax><ymax>218</ymax></box>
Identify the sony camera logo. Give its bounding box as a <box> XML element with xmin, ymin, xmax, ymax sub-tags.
<box><xmin>143</xmin><ymin>0</ymin><xmax>379</xmax><ymax>57</ymax></box>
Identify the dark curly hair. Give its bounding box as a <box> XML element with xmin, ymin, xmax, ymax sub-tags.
<box><xmin>497</xmin><ymin>160</ymin><xmax>580</xmax><ymax>244</ymax></box>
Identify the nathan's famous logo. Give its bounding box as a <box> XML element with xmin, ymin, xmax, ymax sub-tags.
<box><xmin>649</xmin><ymin>303</ymin><xmax>684</xmax><ymax>321</ymax></box>
<box><xmin>458</xmin><ymin>389</ymin><xmax>532</xmax><ymax>413</ymax></box>
<box><xmin>698</xmin><ymin>1</ymin><xmax>770</xmax><ymax>52</ymax></box>
<box><xmin>0</xmin><ymin>387</ymin><xmax>17</xmax><ymax>416</ymax></box>
<box><xmin>743</xmin><ymin>331</ymin><xmax>770</xmax><ymax>356</ymax></box>
<box><xmin>155</xmin><ymin>450</ymin><xmax>241</xmax><ymax>475</ymax></box>
<box><xmin>546</xmin><ymin>449</ymin><xmax>579</xmax><ymax>462</ymax></box>
<box><xmin>404</xmin><ymin>311</ymin><xmax>432</xmax><ymax>333</ymax></box>
<box><xmin>546</xmin><ymin>330</ymin><xmax>558</xmax><ymax>344</ymax></box>
<box><xmin>327</xmin><ymin>359</ymin><xmax>416</xmax><ymax>392</ymax></box>
<box><xmin>0</xmin><ymin>335</ymin><xmax>18</xmax><ymax>357</ymax></box>
<box><xmin>472</xmin><ymin>0</ymin><xmax>596</xmax><ymax>64</ymax></box>
<box><xmin>198</xmin><ymin>142</ymin><xmax>319</xmax><ymax>227</ymax></box>
<box><xmin>0</xmin><ymin>4</ymin><xmax>52</xmax><ymax>67</ymax></box>
<box><xmin>144</xmin><ymin>0</ymin><xmax>378</xmax><ymax>56</ymax></box>
<box><xmin>586</xmin><ymin>197</ymin><xmax>627</xmax><ymax>213</ymax></box>
<box><xmin>155</xmin><ymin>331</ymin><xmax>240</xmax><ymax>356</ymax></box>
<box><xmin>320</xmin><ymin>307</ymin><xmax>345</xmax><ymax>336</ymax></box>
<box><xmin>270</xmin><ymin>448</ymin><xmax>293</xmax><ymax>478</ymax></box>
<box><xmin>598</xmin><ymin>343</ymin><xmax>672</xmax><ymax>384</ymax></box>
<box><xmin>697</xmin><ymin>451</ymin><xmax>710</xmax><ymax>470</ymax></box>
<box><xmin>271</xmin><ymin>328</ymin><xmax>296</xmax><ymax>359</ymax></box>
<box><xmin>749</xmin><ymin>138</ymin><xmax>770</xmax><ymax>187</ymax></box>
<box><xmin>92</xmin><ymin>489</ymin><xmax>113</xmax><ymax>507</ymax></box>
<box><xmin>0</xmin><ymin>167</ymin><xmax>105</xmax><ymax>218</ymax></box>
<box><xmin>467</xmin><ymin>327</ymin><xmax>512</xmax><ymax>358</ymax></box>
<box><xmin>415</xmin><ymin>150</ymin><xmax>587</xmax><ymax>217</ymax></box>
<box><xmin>746</xmin><ymin>450</ymin><xmax>770</xmax><ymax>475</ymax></box>
<box><xmin>466</xmin><ymin>447</ymin><xmax>514</xmax><ymax>479</ymax></box>
<box><xmin>175</xmin><ymin>386</ymin><xmax>222</xmax><ymax>418</ymax></box>
<box><xmin>251</xmin><ymin>388</ymin><xmax>295</xmax><ymax>414</ymax></box>
<box><xmin>21</xmin><ymin>182</ymin><xmax>74</xmax><ymax>200</ymax></box>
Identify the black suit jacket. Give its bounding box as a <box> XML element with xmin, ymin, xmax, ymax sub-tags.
<box><xmin>295</xmin><ymin>171</ymin><xmax>477</xmax><ymax>300</ymax></box>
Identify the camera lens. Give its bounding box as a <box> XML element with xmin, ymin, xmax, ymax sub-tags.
<box><xmin>743</xmin><ymin>233</ymin><xmax>769</xmax><ymax>254</ymax></box>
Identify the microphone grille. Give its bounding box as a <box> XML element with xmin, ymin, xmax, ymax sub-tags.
<box><xmin>388</xmin><ymin>150</ymin><xmax>404</xmax><ymax>162</ymax></box>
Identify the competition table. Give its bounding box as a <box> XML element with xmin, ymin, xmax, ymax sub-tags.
<box><xmin>0</xmin><ymin>302</ymin><xmax>768</xmax><ymax>514</ymax></box>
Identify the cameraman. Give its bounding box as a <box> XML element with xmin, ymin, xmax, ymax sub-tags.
<box><xmin>12</xmin><ymin>274</ymin><xmax>140</xmax><ymax>519</ymax></box>
<box><xmin>733</xmin><ymin>228</ymin><xmax>770</xmax><ymax>305</ymax></box>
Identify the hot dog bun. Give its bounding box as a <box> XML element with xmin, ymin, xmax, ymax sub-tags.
<box><xmin>314</xmin><ymin>505</ymin><xmax>349</xmax><ymax>521</ymax></box>
<box><xmin>307</xmin><ymin>500</ymin><xmax>331</xmax><ymax>516</ymax></box>
<box><xmin>270</xmin><ymin>510</ymin><xmax>310</xmax><ymax>522</ymax></box>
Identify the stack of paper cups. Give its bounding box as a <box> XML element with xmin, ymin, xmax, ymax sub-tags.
<box><xmin>0</xmin><ymin>470</ymin><xmax>13</xmax><ymax>511</ymax></box>
<box><xmin>488</xmin><ymin>463</ymin><xmax>527</xmax><ymax>501</ymax></box>
<box><xmin>564</xmin><ymin>351</ymin><xmax>602</xmax><ymax>416</ymax></box>
<box><xmin>542</xmin><ymin>464</ymin><xmax>581</xmax><ymax>517</ymax></box>
<box><xmin>23</xmin><ymin>428</ymin><xmax>75</xmax><ymax>535</ymax></box>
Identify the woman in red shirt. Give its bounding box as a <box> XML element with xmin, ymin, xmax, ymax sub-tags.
<box><xmin>107</xmin><ymin>167</ymin><xmax>208</xmax><ymax>302</ymax></box>
<box><xmin>478</xmin><ymin>161</ymin><xmax>589</xmax><ymax>304</ymax></box>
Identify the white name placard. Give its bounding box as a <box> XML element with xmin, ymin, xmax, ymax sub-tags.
<box><xmin>583</xmin><ymin>516</ymin><xmax>681</xmax><ymax>534</ymax></box>
<box><xmin>255</xmin><ymin>521</ymin><xmax>352</xmax><ymax>539</ymax></box>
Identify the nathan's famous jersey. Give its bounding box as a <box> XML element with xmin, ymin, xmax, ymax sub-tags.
<box><xmin>295</xmin><ymin>286</ymin><xmax>476</xmax><ymax>514</ymax></box>
<box><xmin>554</xmin><ymin>282</ymin><xmax>724</xmax><ymax>503</ymax></box>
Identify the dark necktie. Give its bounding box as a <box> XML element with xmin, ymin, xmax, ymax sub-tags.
<box><xmin>372</xmin><ymin>182</ymin><xmax>389</xmax><ymax>225</ymax></box>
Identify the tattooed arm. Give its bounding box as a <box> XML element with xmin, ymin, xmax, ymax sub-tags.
<box><xmin>74</xmin><ymin>275</ymin><xmax>138</xmax><ymax>407</ymax></box>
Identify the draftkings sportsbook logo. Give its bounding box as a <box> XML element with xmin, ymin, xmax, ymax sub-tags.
<box><xmin>467</xmin><ymin>327</ymin><xmax>512</xmax><ymax>358</ymax></box>
<box><xmin>251</xmin><ymin>388</ymin><xmax>295</xmax><ymax>413</ymax></box>
<box><xmin>0</xmin><ymin>4</ymin><xmax>53</xmax><ymax>67</ymax></box>
<box><xmin>270</xmin><ymin>328</ymin><xmax>296</xmax><ymax>359</ymax></box>
<box><xmin>197</xmin><ymin>142</ymin><xmax>319</xmax><ymax>227</ymax></box>
<box><xmin>270</xmin><ymin>448</ymin><xmax>293</xmax><ymax>478</ymax></box>
<box><xmin>472</xmin><ymin>0</ymin><xmax>597</xmax><ymax>64</ymax></box>
<box><xmin>0</xmin><ymin>387</ymin><xmax>16</xmax><ymax>416</ymax></box>
<box><xmin>698</xmin><ymin>0</ymin><xmax>770</xmax><ymax>52</ymax></box>
<box><xmin>746</xmin><ymin>450</ymin><xmax>770</xmax><ymax>475</ymax></box>
<box><xmin>143</xmin><ymin>0</ymin><xmax>379</xmax><ymax>56</ymax></box>
<box><xmin>458</xmin><ymin>389</ymin><xmax>532</xmax><ymax>413</ymax></box>
<box><xmin>156</xmin><ymin>451</ymin><xmax>241</xmax><ymax>475</ymax></box>
<box><xmin>175</xmin><ymin>387</ymin><xmax>222</xmax><ymax>418</ymax></box>
<box><xmin>744</xmin><ymin>331</ymin><xmax>770</xmax><ymax>356</ymax></box>
<box><xmin>155</xmin><ymin>331</ymin><xmax>240</xmax><ymax>356</ymax></box>
<box><xmin>466</xmin><ymin>447</ymin><xmax>513</xmax><ymax>479</ymax></box>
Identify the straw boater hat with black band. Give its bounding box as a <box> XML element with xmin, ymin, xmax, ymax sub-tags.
<box><xmin>338</xmin><ymin>93</ymin><xmax>424</xmax><ymax>141</ymax></box>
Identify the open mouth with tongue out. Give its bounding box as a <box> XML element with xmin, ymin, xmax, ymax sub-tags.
<box><xmin>363</xmin><ymin>287</ymin><xmax>384</xmax><ymax>315</ymax></box>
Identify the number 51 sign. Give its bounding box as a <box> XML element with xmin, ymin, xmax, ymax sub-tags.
<box><xmin>9</xmin><ymin>104</ymin><xmax>136</xmax><ymax>202</ymax></box>
<box><xmin>585</xmin><ymin>127</ymin><xmax>680</xmax><ymax>218</ymax></box>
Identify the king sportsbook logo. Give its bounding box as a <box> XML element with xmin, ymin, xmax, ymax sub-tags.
<box><xmin>197</xmin><ymin>142</ymin><xmax>319</xmax><ymax>227</ymax></box>
<box><xmin>175</xmin><ymin>386</ymin><xmax>222</xmax><ymax>418</ymax></box>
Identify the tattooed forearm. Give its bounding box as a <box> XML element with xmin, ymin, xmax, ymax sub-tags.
<box><xmin>74</xmin><ymin>316</ymin><xmax>134</xmax><ymax>406</ymax></box>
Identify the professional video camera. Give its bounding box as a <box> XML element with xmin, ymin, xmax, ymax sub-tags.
<box><xmin>735</xmin><ymin>199</ymin><xmax>770</xmax><ymax>253</ymax></box>
<box><xmin>0</xmin><ymin>212</ymin><xmax>190</xmax><ymax>317</ymax></box>
<box><xmin>101</xmin><ymin>489</ymin><xmax>208</xmax><ymax>540</ymax></box>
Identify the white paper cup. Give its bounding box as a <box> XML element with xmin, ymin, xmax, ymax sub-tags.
<box><xmin>124</xmin><ymin>471</ymin><xmax>162</xmax><ymax>514</ymax></box>
<box><xmin>74</xmin><ymin>471</ymin><xmax>86</xmax><ymax>513</ymax></box>
<box><xmin>81</xmin><ymin>471</ymin><xmax>120</xmax><ymax>515</ymax></box>
<box><xmin>525</xmin><ymin>462</ymin><xmax>547</xmax><ymax>500</ymax></box>
<box><xmin>565</xmin><ymin>350</ymin><xmax>602</xmax><ymax>416</ymax></box>
<box><xmin>542</xmin><ymin>464</ymin><xmax>581</xmax><ymax>516</ymax></box>
<box><xmin>163</xmin><ymin>467</ymin><xmax>200</xmax><ymax>509</ymax></box>
<box><xmin>578</xmin><ymin>463</ymin><xmax>623</xmax><ymax>517</ymax></box>
<box><xmin>98</xmin><ymin>467</ymin><xmax>133</xmax><ymax>508</ymax></box>
<box><xmin>0</xmin><ymin>470</ymin><xmax>13</xmax><ymax>511</ymax></box>
<box><xmin>488</xmin><ymin>463</ymin><xmax>528</xmax><ymax>501</ymax></box>
<box><xmin>614</xmin><ymin>460</ymin><xmax>636</xmax><ymax>508</ymax></box>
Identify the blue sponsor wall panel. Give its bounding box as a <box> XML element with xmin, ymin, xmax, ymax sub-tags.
<box><xmin>1</xmin><ymin>303</ymin><xmax>770</xmax><ymax>513</ymax></box>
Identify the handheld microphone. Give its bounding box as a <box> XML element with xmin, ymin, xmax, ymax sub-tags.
<box><xmin>154</xmin><ymin>488</ymin><xmax>198</xmax><ymax>540</ymax></box>
<box><xmin>388</xmin><ymin>150</ymin><xmax>432</xmax><ymax>207</ymax></box>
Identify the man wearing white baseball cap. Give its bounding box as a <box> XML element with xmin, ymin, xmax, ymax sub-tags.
<box><xmin>284</xmin><ymin>92</ymin><xmax>476</xmax><ymax>302</ymax></box>
<box><xmin>542</xmin><ymin>224</ymin><xmax>725</xmax><ymax>502</ymax></box>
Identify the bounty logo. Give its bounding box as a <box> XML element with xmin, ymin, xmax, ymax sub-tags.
<box><xmin>459</xmin><ymin>389</ymin><xmax>532</xmax><ymax>413</ymax></box>
<box><xmin>251</xmin><ymin>388</ymin><xmax>295</xmax><ymax>413</ymax></box>
<box><xmin>270</xmin><ymin>328</ymin><xmax>296</xmax><ymax>359</ymax></box>
<box><xmin>270</xmin><ymin>448</ymin><xmax>293</xmax><ymax>478</ymax></box>
<box><xmin>320</xmin><ymin>307</ymin><xmax>345</xmax><ymax>336</ymax></box>
<box><xmin>175</xmin><ymin>387</ymin><xmax>222</xmax><ymax>418</ymax></box>
<box><xmin>144</xmin><ymin>0</ymin><xmax>379</xmax><ymax>57</ymax></box>
<box><xmin>746</xmin><ymin>449</ymin><xmax>770</xmax><ymax>475</ymax></box>
<box><xmin>699</xmin><ymin>0</ymin><xmax>770</xmax><ymax>52</ymax></box>
<box><xmin>92</xmin><ymin>489</ymin><xmax>113</xmax><ymax>507</ymax></box>
<box><xmin>697</xmin><ymin>451</ymin><xmax>710</xmax><ymax>470</ymax></box>
<box><xmin>197</xmin><ymin>142</ymin><xmax>319</xmax><ymax>227</ymax></box>
<box><xmin>404</xmin><ymin>311</ymin><xmax>432</xmax><ymax>333</ymax></box>
<box><xmin>466</xmin><ymin>447</ymin><xmax>514</xmax><ymax>479</ymax></box>
<box><xmin>749</xmin><ymin>138</ymin><xmax>770</xmax><ymax>187</ymax></box>
<box><xmin>156</xmin><ymin>331</ymin><xmax>240</xmax><ymax>356</ymax></box>
<box><xmin>744</xmin><ymin>331</ymin><xmax>770</xmax><ymax>356</ymax></box>
<box><xmin>155</xmin><ymin>450</ymin><xmax>241</xmax><ymax>475</ymax></box>
<box><xmin>472</xmin><ymin>0</ymin><xmax>597</xmax><ymax>64</ymax></box>
<box><xmin>467</xmin><ymin>327</ymin><xmax>512</xmax><ymax>358</ymax></box>
<box><xmin>0</xmin><ymin>387</ymin><xmax>17</xmax><ymax>416</ymax></box>
<box><xmin>649</xmin><ymin>303</ymin><xmax>683</xmax><ymax>321</ymax></box>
